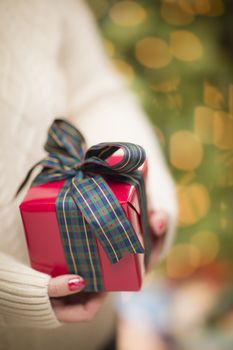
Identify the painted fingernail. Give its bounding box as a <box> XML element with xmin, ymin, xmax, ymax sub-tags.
<box><xmin>156</xmin><ymin>220</ymin><xmax>165</xmax><ymax>234</ymax></box>
<box><xmin>68</xmin><ymin>277</ymin><xmax>85</xmax><ymax>291</ymax></box>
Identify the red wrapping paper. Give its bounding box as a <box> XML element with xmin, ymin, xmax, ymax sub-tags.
<box><xmin>20</xmin><ymin>156</ymin><xmax>147</xmax><ymax>291</ymax></box>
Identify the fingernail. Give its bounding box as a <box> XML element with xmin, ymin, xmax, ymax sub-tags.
<box><xmin>156</xmin><ymin>219</ymin><xmax>165</xmax><ymax>235</ymax></box>
<box><xmin>68</xmin><ymin>277</ymin><xmax>85</xmax><ymax>291</ymax></box>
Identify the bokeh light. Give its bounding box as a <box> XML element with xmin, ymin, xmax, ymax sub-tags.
<box><xmin>204</xmin><ymin>81</ymin><xmax>225</xmax><ymax>109</ymax></box>
<box><xmin>166</xmin><ymin>243</ymin><xmax>200</xmax><ymax>279</ymax></box>
<box><xmin>195</xmin><ymin>108</ymin><xmax>233</xmax><ymax>150</ymax></box>
<box><xmin>170</xmin><ymin>31</ymin><xmax>203</xmax><ymax>61</ymax></box>
<box><xmin>177</xmin><ymin>183</ymin><xmax>210</xmax><ymax>226</ymax></box>
<box><xmin>109</xmin><ymin>1</ymin><xmax>146</xmax><ymax>27</ymax></box>
<box><xmin>213</xmin><ymin>111</ymin><xmax>233</xmax><ymax>150</ymax></box>
<box><xmin>135</xmin><ymin>37</ymin><xmax>172</xmax><ymax>69</ymax></box>
<box><xmin>191</xmin><ymin>231</ymin><xmax>220</xmax><ymax>266</ymax></box>
<box><xmin>170</xmin><ymin>131</ymin><xmax>203</xmax><ymax>170</ymax></box>
<box><xmin>178</xmin><ymin>0</ymin><xmax>210</xmax><ymax>15</ymax></box>
<box><xmin>161</xmin><ymin>0</ymin><xmax>195</xmax><ymax>25</ymax></box>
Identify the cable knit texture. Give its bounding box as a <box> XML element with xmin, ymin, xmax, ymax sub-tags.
<box><xmin>0</xmin><ymin>254</ymin><xmax>60</xmax><ymax>328</ymax></box>
<box><xmin>0</xmin><ymin>0</ymin><xmax>177</xmax><ymax>347</ymax></box>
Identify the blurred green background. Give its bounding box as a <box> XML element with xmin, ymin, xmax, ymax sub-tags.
<box><xmin>88</xmin><ymin>0</ymin><xmax>233</xmax><ymax>276</ymax></box>
<box><xmin>87</xmin><ymin>1</ymin><xmax>233</xmax><ymax>349</ymax></box>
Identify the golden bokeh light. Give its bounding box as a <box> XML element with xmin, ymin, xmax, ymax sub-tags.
<box><xmin>112</xmin><ymin>59</ymin><xmax>135</xmax><ymax>82</ymax></box>
<box><xmin>195</xmin><ymin>108</ymin><xmax>233</xmax><ymax>149</ymax></box>
<box><xmin>178</xmin><ymin>0</ymin><xmax>196</xmax><ymax>15</ymax></box>
<box><xmin>191</xmin><ymin>231</ymin><xmax>220</xmax><ymax>266</ymax></box>
<box><xmin>161</xmin><ymin>0</ymin><xmax>195</xmax><ymax>25</ymax></box>
<box><xmin>109</xmin><ymin>1</ymin><xmax>146</xmax><ymax>27</ymax></box>
<box><xmin>179</xmin><ymin>0</ymin><xmax>211</xmax><ymax>15</ymax></box>
<box><xmin>135</xmin><ymin>37</ymin><xmax>172</xmax><ymax>69</ymax></box>
<box><xmin>170</xmin><ymin>130</ymin><xmax>203</xmax><ymax>170</ymax></box>
<box><xmin>170</xmin><ymin>31</ymin><xmax>203</xmax><ymax>61</ymax></box>
<box><xmin>177</xmin><ymin>183</ymin><xmax>210</xmax><ymax>226</ymax></box>
<box><xmin>213</xmin><ymin>111</ymin><xmax>233</xmax><ymax>150</ymax></box>
<box><xmin>194</xmin><ymin>0</ymin><xmax>211</xmax><ymax>14</ymax></box>
<box><xmin>204</xmin><ymin>81</ymin><xmax>225</xmax><ymax>109</ymax></box>
<box><xmin>194</xmin><ymin>106</ymin><xmax>215</xmax><ymax>144</ymax></box>
<box><xmin>151</xmin><ymin>76</ymin><xmax>180</xmax><ymax>93</ymax></box>
<box><xmin>166</xmin><ymin>243</ymin><xmax>200</xmax><ymax>279</ymax></box>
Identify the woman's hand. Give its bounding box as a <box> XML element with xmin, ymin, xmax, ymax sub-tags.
<box><xmin>48</xmin><ymin>275</ymin><xmax>107</xmax><ymax>323</ymax></box>
<box><xmin>48</xmin><ymin>210</ymin><xmax>167</xmax><ymax>323</ymax></box>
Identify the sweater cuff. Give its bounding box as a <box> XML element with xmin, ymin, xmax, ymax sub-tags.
<box><xmin>0</xmin><ymin>253</ymin><xmax>61</xmax><ymax>328</ymax></box>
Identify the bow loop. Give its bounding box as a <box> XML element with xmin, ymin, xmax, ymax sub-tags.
<box><xmin>40</xmin><ymin>120</ymin><xmax>146</xmax><ymax>181</ymax></box>
<box><xmin>45</xmin><ymin>119</ymin><xmax>86</xmax><ymax>162</ymax></box>
<box><xmin>83</xmin><ymin>142</ymin><xmax>146</xmax><ymax>176</ymax></box>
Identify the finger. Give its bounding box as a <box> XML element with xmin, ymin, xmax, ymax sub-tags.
<box><xmin>48</xmin><ymin>274</ymin><xmax>85</xmax><ymax>297</ymax></box>
<box><xmin>53</xmin><ymin>293</ymin><xmax>107</xmax><ymax>323</ymax></box>
<box><xmin>149</xmin><ymin>210</ymin><xmax>168</xmax><ymax>236</ymax></box>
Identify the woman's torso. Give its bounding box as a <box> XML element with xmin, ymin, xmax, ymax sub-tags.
<box><xmin>0</xmin><ymin>0</ymin><xmax>67</xmax><ymax>261</ymax></box>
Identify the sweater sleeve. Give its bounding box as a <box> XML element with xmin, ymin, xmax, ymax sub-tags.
<box><xmin>0</xmin><ymin>252</ymin><xmax>60</xmax><ymax>328</ymax></box>
<box><xmin>61</xmin><ymin>0</ymin><xmax>178</xmax><ymax>260</ymax></box>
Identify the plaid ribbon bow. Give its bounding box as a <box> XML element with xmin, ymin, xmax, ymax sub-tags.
<box><xmin>19</xmin><ymin>119</ymin><xmax>151</xmax><ymax>291</ymax></box>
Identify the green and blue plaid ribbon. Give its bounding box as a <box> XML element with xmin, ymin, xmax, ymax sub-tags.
<box><xmin>19</xmin><ymin>119</ymin><xmax>152</xmax><ymax>291</ymax></box>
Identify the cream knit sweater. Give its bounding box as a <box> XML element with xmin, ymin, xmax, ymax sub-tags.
<box><xmin>0</xmin><ymin>0</ymin><xmax>177</xmax><ymax>348</ymax></box>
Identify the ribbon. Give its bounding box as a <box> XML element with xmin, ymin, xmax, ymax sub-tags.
<box><xmin>19</xmin><ymin>119</ymin><xmax>152</xmax><ymax>291</ymax></box>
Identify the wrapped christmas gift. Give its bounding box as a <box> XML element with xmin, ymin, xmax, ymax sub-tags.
<box><xmin>19</xmin><ymin>119</ymin><xmax>152</xmax><ymax>291</ymax></box>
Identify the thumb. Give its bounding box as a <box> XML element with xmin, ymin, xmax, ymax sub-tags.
<box><xmin>48</xmin><ymin>274</ymin><xmax>85</xmax><ymax>297</ymax></box>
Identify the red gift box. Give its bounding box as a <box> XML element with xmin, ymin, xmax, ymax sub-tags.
<box><xmin>20</xmin><ymin>156</ymin><xmax>147</xmax><ymax>291</ymax></box>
